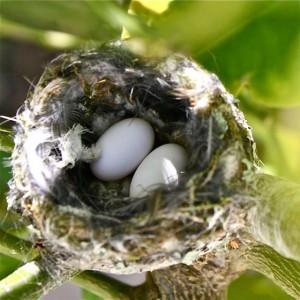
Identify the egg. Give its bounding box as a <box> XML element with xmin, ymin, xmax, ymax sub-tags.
<box><xmin>90</xmin><ymin>118</ymin><xmax>154</xmax><ymax>181</ymax></box>
<box><xmin>130</xmin><ymin>143</ymin><xmax>188</xmax><ymax>198</ymax></box>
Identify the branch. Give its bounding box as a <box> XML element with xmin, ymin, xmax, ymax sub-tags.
<box><xmin>133</xmin><ymin>263</ymin><xmax>228</xmax><ymax>300</ymax></box>
<box><xmin>243</xmin><ymin>243</ymin><xmax>300</xmax><ymax>299</ymax></box>
<box><xmin>247</xmin><ymin>174</ymin><xmax>300</xmax><ymax>262</ymax></box>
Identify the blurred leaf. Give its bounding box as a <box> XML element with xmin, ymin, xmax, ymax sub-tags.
<box><xmin>0</xmin><ymin>254</ymin><xmax>21</xmax><ymax>281</ymax></box>
<box><xmin>0</xmin><ymin>0</ymin><xmax>149</xmax><ymax>44</ymax></box>
<box><xmin>0</xmin><ymin>228</ymin><xmax>38</xmax><ymax>262</ymax></box>
<box><xmin>0</xmin><ymin>151</ymin><xmax>14</xmax><ymax>232</ymax></box>
<box><xmin>0</xmin><ymin>130</ymin><xmax>14</xmax><ymax>153</ymax></box>
<box><xmin>0</xmin><ymin>17</ymin><xmax>84</xmax><ymax>49</ymax></box>
<box><xmin>0</xmin><ymin>152</ymin><xmax>11</xmax><ymax>195</ymax></box>
<box><xmin>273</xmin><ymin>122</ymin><xmax>300</xmax><ymax>183</ymax></box>
<box><xmin>136</xmin><ymin>0</ymin><xmax>171</xmax><ymax>14</ymax></box>
<box><xmin>128</xmin><ymin>0</ymin><xmax>171</xmax><ymax>22</ymax></box>
<box><xmin>82</xmin><ymin>289</ymin><xmax>104</xmax><ymax>300</ymax></box>
<box><xmin>228</xmin><ymin>270</ymin><xmax>294</xmax><ymax>300</ymax></box>
<box><xmin>241</xmin><ymin>110</ymin><xmax>300</xmax><ymax>183</ymax></box>
<box><xmin>198</xmin><ymin>2</ymin><xmax>300</xmax><ymax>107</ymax></box>
<box><xmin>153</xmin><ymin>1</ymin><xmax>275</xmax><ymax>52</ymax></box>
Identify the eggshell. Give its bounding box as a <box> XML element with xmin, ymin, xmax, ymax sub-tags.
<box><xmin>90</xmin><ymin>118</ymin><xmax>154</xmax><ymax>181</ymax></box>
<box><xmin>130</xmin><ymin>143</ymin><xmax>188</xmax><ymax>198</ymax></box>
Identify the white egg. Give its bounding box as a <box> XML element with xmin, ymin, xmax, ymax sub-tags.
<box><xmin>90</xmin><ymin>118</ymin><xmax>154</xmax><ymax>181</ymax></box>
<box><xmin>130</xmin><ymin>143</ymin><xmax>188</xmax><ymax>198</ymax></box>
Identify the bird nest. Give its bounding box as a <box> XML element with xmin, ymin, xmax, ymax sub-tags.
<box><xmin>8</xmin><ymin>42</ymin><xmax>258</xmax><ymax>274</ymax></box>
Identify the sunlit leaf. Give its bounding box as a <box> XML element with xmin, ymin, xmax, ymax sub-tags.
<box><xmin>152</xmin><ymin>1</ymin><xmax>275</xmax><ymax>51</ymax></box>
<box><xmin>136</xmin><ymin>0</ymin><xmax>171</xmax><ymax>14</ymax></box>
<box><xmin>0</xmin><ymin>152</ymin><xmax>11</xmax><ymax>195</ymax></box>
<box><xmin>241</xmin><ymin>110</ymin><xmax>300</xmax><ymax>183</ymax></box>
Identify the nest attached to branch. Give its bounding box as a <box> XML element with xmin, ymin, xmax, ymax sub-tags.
<box><xmin>8</xmin><ymin>42</ymin><xmax>258</xmax><ymax>273</ymax></box>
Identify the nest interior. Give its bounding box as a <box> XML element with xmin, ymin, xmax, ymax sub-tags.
<box><xmin>8</xmin><ymin>44</ymin><xmax>257</xmax><ymax>273</ymax></box>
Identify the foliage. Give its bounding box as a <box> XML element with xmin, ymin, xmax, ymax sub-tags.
<box><xmin>0</xmin><ymin>1</ymin><xmax>299</xmax><ymax>299</ymax></box>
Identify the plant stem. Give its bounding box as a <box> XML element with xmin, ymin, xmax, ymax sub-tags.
<box><xmin>72</xmin><ymin>270</ymin><xmax>133</xmax><ymax>300</ymax></box>
<box><xmin>0</xmin><ymin>260</ymin><xmax>46</xmax><ymax>300</ymax></box>
<box><xmin>248</xmin><ymin>174</ymin><xmax>300</xmax><ymax>262</ymax></box>
<box><xmin>0</xmin><ymin>258</ymin><xmax>78</xmax><ymax>300</ymax></box>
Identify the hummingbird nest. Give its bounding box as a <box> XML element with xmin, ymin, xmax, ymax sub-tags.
<box><xmin>8</xmin><ymin>42</ymin><xmax>258</xmax><ymax>274</ymax></box>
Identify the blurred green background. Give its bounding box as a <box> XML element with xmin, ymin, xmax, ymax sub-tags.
<box><xmin>0</xmin><ymin>1</ymin><xmax>299</xmax><ymax>299</ymax></box>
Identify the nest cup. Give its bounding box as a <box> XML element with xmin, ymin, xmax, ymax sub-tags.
<box><xmin>8</xmin><ymin>43</ymin><xmax>257</xmax><ymax>273</ymax></box>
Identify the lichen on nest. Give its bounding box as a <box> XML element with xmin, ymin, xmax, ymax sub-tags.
<box><xmin>8</xmin><ymin>42</ymin><xmax>258</xmax><ymax>273</ymax></box>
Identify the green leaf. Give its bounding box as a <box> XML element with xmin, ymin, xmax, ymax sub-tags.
<box><xmin>0</xmin><ymin>17</ymin><xmax>84</xmax><ymax>49</ymax></box>
<box><xmin>0</xmin><ymin>254</ymin><xmax>22</xmax><ymax>281</ymax></box>
<box><xmin>0</xmin><ymin>0</ymin><xmax>148</xmax><ymax>44</ymax></box>
<box><xmin>0</xmin><ymin>228</ymin><xmax>38</xmax><ymax>262</ymax></box>
<box><xmin>240</xmin><ymin>110</ymin><xmax>300</xmax><ymax>183</ymax></box>
<box><xmin>0</xmin><ymin>130</ymin><xmax>14</xmax><ymax>153</ymax></box>
<box><xmin>198</xmin><ymin>2</ymin><xmax>300</xmax><ymax>107</ymax></box>
<box><xmin>0</xmin><ymin>151</ymin><xmax>11</xmax><ymax>195</ymax></box>
<box><xmin>153</xmin><ymin>1</ymin><xmax>275</xmax><ymax>51</ymax></box>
